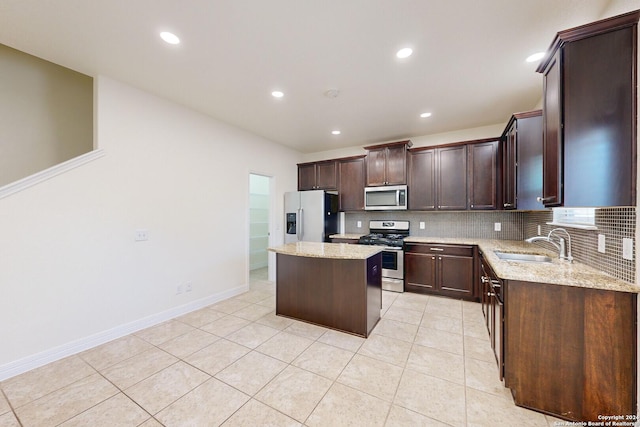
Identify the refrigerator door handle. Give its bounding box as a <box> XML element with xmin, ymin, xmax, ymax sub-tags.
<box><xmin>297</xmin><ymin>208</ymin><xmax>303</xmax><ymax>241</ymax></box>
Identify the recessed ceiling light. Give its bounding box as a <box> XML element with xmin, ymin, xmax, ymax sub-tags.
<box><xmin>526</xmin><ymin>52</ymin><xmax>545</xmax><ymax>63</ymax></box>
<box><xmin>160</xmin><ymin>31</ymin><xmax>180</xmax><ymax>45</ymax></box>
<box><xmin>331</xmin><ymin>130</ymin><xmax>341</xmax><ymax>135</ymax></box>
<box><xmin>271</xmin><ymin>91</ymin><xmax>284</xmax><ymax>98</ymax></box>
<box><xmin>420</xmin><ymin>112</ymin><xmax>432</xmax><ymax>118</ymax></box>
<box><xmin>396</xmin><ymin>48</ymin><xmax>413</xmax><ymax>59</ymax></box>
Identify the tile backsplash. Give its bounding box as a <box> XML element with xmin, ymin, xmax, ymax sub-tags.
<box><xmin>523</xmin><ymin>208</ymin><xmax>636</xmax><ymax>283</ymax></box>
<box><xmin>345</xmin><ymin>207</ymin><xmax>636</xmax><ymax>284</ymax></box>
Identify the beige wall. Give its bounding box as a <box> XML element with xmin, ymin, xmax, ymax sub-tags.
<box><xmin>0</xmin><ymin>44</ymin><xmax>93</xmax><ymax>187</ymax></box>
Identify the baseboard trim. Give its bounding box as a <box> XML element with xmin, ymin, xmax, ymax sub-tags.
<box><xmin>0</xmin><ymin>284</ymin><xmax>248</xmax><ymax>381</ymax></box>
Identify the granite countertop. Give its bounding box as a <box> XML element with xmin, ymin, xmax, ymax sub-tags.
<box><xmin>268</xmin><ymin>242</ymin><xmax>382</xmax><ymax>260</ymax></box>
<box><xmin>329</xmin><ymin>233</ymin><xmax>366</xmax><ymax>240</ymax></box>
<box><xmin>404</xmin><ymin>237</ymin><xmax>639</xmax><ymax>294</ymax></box>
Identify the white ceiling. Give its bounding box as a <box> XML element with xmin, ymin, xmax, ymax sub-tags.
<box><xmin>0</xmin><ymin>0</ymin><xmax>614</xmax><ymax>153</ymax></box>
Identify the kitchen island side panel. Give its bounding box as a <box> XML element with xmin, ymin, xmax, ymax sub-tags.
<box><xmin>275</xmin><ymin>253</ymin><xmax>381</xmax><ymax>337</ymax></box>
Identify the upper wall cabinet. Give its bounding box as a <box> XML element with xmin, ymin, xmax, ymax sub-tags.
<box><xmin>364</xmin><ymin>140</ymin><xmax>412</xmax><ymax>186</ymax></box>
<box><xmin>408</xmin><ymin>138</ymin><xmax>500</xmax><ymax>211</ymax></box>
<box><xmin>468</xmin><ymin>139</ymin><xmax>500</xmax><ymax>210</ymax></box>
<box><xmin>536</xmin><ymin>10</ymin><xmax>639</xmax><ymax>207</ymax></box>
<box><xmin>408</xmin><ymin>145</ymin><xmax>467</xmax><ymax>210</ymax></box>
<box><xmin>501</xmin><ymin>110</ymin><xmax>543</xmax><ymax>210</ymax></box>
<box><xmin>297</xmin><ymin>160</ymin><xmax>338</xmax><ymax>191</ymax></box>
<box><xmin>337</xmin><ymin>155</ymin><xmax>366</xmax><ymax>211</ymax></box>
<box><xmin>437</xmin><ymin>144</ymin><xmax>469</xmax><ymax>210</ymax></box>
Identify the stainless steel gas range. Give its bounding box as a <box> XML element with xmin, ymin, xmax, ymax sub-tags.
<box><xmin>358</xmin><ymin>220</ymin><xmax>409</xmax><ymax>292</ymax></box>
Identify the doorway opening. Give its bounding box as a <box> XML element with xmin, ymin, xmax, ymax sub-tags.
<box><xmin>249</xmin><ymin>173</ymin><xmax>271</xmax><ymax>284</ymax></box>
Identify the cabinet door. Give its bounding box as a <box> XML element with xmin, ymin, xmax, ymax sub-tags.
<box><xmin>563</xmin><ymin>27</ymin><xmax>635</xmax><ymax>207</ymax></box>
<box><xmin>437</xmin><ymin>145</ymin><xmax>468</xmax><ymax>210</ymax></box>
<box><xmin>541</xmin><ymin>49</ymin><xmax>563</xmax><ymax>207</ymax></box>
<box><xmin>338</xmin><ymin>157</ymin><xmax>365</xmax><ymax>211</ymax></box>
<box><xmin>468</xmin><ymin>140</ymin><xmax>499</xmax><ymax>210</ymax></box>
<box><xmin>502</xmin><ymin>126</ymin><xmax>517</xmax><ymax>209</ymax></box>
<box><xmin>517</xmin><ymin>114</ymin><xmax>544</xmax><ymax>210</ymax></box>
<box><xmin>404</xmin><ymin>253</ymin><xmax>436</xmax><ymax>290</ymax></box>
<box><xmin>438</xmin><ymin>255</ymin><xmax>474</xmax><ymax>296</ymax></box>
<box><xmin>298</xmin><ymin>163</ymin><xmax>317</xmax><ymax>191</ymax></box>
<box><xmin>315</xmin><ymin>160</ymin><xmax>337</xmax><ymax>190</ymax></box>
<box><xmin>408</xmin><ymin>149</ymin><xmax>436</xmax><ymax>210</ymax></box>
<box><xmin>385</xmin><ymin>145</ymin><xmax>407</xmax><ymax>185</ymax></box>
<box><xmin>366</xmin><ymin>148</ymin><xmax>387</xmax><ymax>186</ymax></box>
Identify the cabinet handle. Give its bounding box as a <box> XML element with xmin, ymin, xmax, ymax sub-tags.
<box><xmin>487</xmin><ymin>292</ymin><xmax>495</xmax><ymax>297</ymax></box>
<box><xmin>430</xmin><ymin>248</ymin><xmax>444</xmax><ymax>251</ymax></box>
<box><xmin>536</xmin><ymin>196</ymin><xmax>554</xmax><ymax>203</ymax></box>
<box><xmin>503</xmin><ymin>203</ymin><xmax>514</xmax><ymax>208</ymax></box>
<box><xmin>481</xmin><ymin>276</ymin><xmax>489</xmax><ymax>284</ymax></box>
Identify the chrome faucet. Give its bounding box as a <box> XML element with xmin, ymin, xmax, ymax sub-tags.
<box><xmin>525</xmin><ymin>228</ymin><xmax>573</xmax><ymax>263</ymax></box>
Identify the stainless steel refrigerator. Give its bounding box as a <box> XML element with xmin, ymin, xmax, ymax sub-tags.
<box><xmin>284</xmin><ymin>190</ymin><xmax>339</xmax><ymax>243</ymax></box>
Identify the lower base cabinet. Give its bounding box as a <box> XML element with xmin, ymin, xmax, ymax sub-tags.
<box><xmin>404</xmin><ymin>243</ymin><xmax>477</xmax><ymax>300</ymax></box>
<box><xmin>480</xmin><ymin>253</ymin><xmax>503</xmax><ymax>379</ymax></box>
<box><xmin>504</xmin><ymin>280</ymin><xmax>637</xmax><ymax>422</ymax></box>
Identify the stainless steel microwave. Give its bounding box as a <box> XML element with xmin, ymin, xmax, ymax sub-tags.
<box><xmin>364</xmin><ymin>185</ymin><xmax>408</xmax><ymax>210</ymax></box>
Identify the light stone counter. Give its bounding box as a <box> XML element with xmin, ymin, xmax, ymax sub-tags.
<box><xmin>404</xmin><ymin>237</ymin><xmax>639</xmax><ymax>293</ymax></box>
<box><xmin>269</xmin><ymin>242</ymin><xmax>382</xmax><ymax>260</ymax></box>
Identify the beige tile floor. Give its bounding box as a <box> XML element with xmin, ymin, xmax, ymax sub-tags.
<box><xmin>0</xmin><ymin>268</ymin><xmax>563</xmax><ymax>426</ymax></box>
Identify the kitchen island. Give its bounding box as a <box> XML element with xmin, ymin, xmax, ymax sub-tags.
<box><xmin>268</xmin><ymin>242</ymin><xmax>382</xmax><ymax>337</ymax></box>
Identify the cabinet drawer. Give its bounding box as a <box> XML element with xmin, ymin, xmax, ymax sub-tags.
<box><xmin>405</xmin><ymin>243</ymin><xmax>473</xmax><ymax>257</ymax></box>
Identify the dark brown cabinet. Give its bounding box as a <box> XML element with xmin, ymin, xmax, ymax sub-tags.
<box><xmin>501</xmin><ymin>122</ymin><xmax>517</xmax><ymax>209</ymax></box>
<box><xmin>404</xmin><ymin>243</ymin><xmax>476</xmax><ymax>300</ymax></box>
<box><xmin>480</xmin><ymin>253</ymin><xmax>503</xmax><ymax>379</ymax></box>
<box><xmin>536</xmin><ymin>11</ymin><xmax>638</xmax><ymax>207</ymax></box>
<box><xmin>337</xmin><ymin>155</ymin><xmax>366</xmax><ymax>211</ymax></box>
<box><xmin>501</xmin><ymin>110</ymin><xmax>543</xmax><ymax>210</ymax></box>
<box><xmin>407</xmin><ymin>148</ymin><xmax>436</xmax><ymax>210</ymax></box>
<box><xmin>468</xmin><ymin>139</ymin><xmax>500</xmax><ymax>210</ymax></box>
<box><xmin>436</xmin><ymin>145</ymin><xmax>468</xmax><ymax>210</ymax></box>
<box><xmin>297</xmin><ymin>160</ymin><xmax>337</xmax><ymax>191</ymax></box>
<box><xmin>364</xmin><ymin>140</ymin><xmax>411</xmax><ymax>186</ymax></box>
<box><xmin>504</xmin><ymin>280</ymin><xmax>637</xmax><ymax>422</ymax></box>
<box><xmin>409</xmin><ymin>138</ymin><xmax>500</xmax><ymax>211</ymax></box>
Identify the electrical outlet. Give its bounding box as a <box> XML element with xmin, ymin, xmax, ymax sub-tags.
<box><xmin>176</xmin><ymin>284</ymin><xmax>183</xmax><ymax>295</ymax></box>
<box><xmin>623</xmin><ymin>238</ymin><xmax>633</xmax><ymax>260</ymax></box>
<box><xmin>537</xmin><ymin>225</ymin><xmax>541</xmax><ymax>236</ymax></box>
<box><xmin>419</xmin><ymin>221</ymin><xmax>425</xmax><ymax>230</ymax></box>
<box><xmin>357</xmin><ymin>221</ymin><xmax>362</xmax><ymax>228</ymax></box>
<box><xmin>135</xmin><ymin>229</ymin><xmax>149</xmax><ymax>241</ymax></box>
<box><xmin>494</xmin><ymin>223</ymin><xmax>501</xmax><ymax>232</ymax></box>
<box><xmin>185</xmin><ymin>282</ymin><xmax>193</xmax><ymax>292</ymax></box>
<box><xmin>597</xmin><ymin>234</ymin><xmax>605</xmax><ymax>253</ymax></box>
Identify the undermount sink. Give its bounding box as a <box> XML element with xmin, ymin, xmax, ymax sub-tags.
<box><xmin>493</xmin><ymin>251</ymin><xmax>553</xmax><ymax>263</ymax></box>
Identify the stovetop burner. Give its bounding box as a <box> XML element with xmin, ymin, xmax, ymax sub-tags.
<box><xmin>357</xmin><ymin>220</ymin><xmax>410</xmax><ymax>248</ymax></box>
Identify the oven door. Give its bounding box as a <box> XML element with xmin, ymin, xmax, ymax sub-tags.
<box><xmin>380</xmin><ymin>247</ymin><xmax>404</xmax><ymax>292</ymax></box>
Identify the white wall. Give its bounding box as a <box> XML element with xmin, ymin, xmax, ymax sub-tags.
<box><xmin>0</xmin><ymin>76</ymin><xmax>300</xmax><ymax>377</ymax></box>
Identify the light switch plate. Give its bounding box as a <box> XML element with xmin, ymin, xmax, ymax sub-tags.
<box><xmin>537</xmin><ymin>225</ymin><xmax>541</xmax><ymax>236</ymax></box>
<box><xmin>420</xmin><ymin>221</ymin><xmax>425</xmax><ymax>229</ymax></box>
<box><xmin>597</xmin><ymin>234</ymin><xmax>605</xmax><ymax>253</ymax></box>
<box><xmin>494</xmin><ymin>223</ymin><xmax>501</xmax><ymax>232</ymax></box>
<box><xmin>623</xmin><ymin>238</ymin><xmax>633</xmax><ymax>260</ymax></box>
